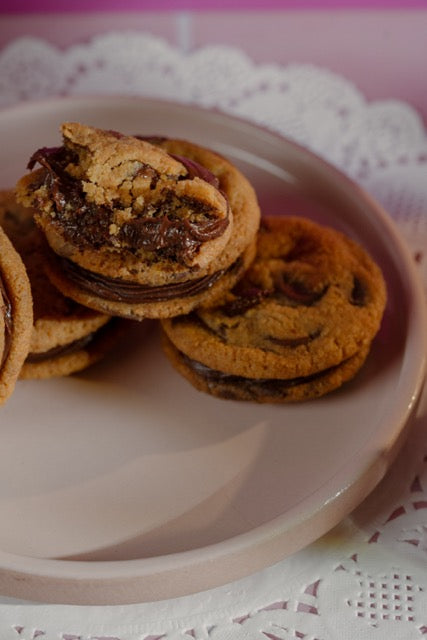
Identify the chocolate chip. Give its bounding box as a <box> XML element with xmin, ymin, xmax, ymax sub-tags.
<box><xmin>266</xmin><ymin>328</ymin><xmax>321</xmax><ymax>348</ymax></box>
<box><xmin>120</xmin><ymin>210</ymin><xmax>229</xmax><ymax>262</ymax></box>
<box><xmin>273</xmin><ymin>272</ymin><xmax>328</xmax><ymax>306</ymax></box>
<box><xmin>219</xmin><ymin>286</ymin><xmax>268</xmax><ymax>317</ymax></box>
<box><xmin>350</xmin><ymin>276</ymin><xmax>367</xmax><ymax>306</ymax></box>
<box><xmin>282</xmin><ymin>236</ymin><xmax>317</xmax><ymax>263</ymax></box>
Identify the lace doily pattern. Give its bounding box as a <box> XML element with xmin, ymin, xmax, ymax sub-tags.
<box><xmin>2</xmin><ymin>539</ymin><xmax>427</xmax><ymax>640</ymax></box>
<box><xmin>2</xmin><ymin>32</ymin><xmax>427</xmax><ymax>294</ymax></box>
<box><xmin>2</xmin><ymin>32</ymin><xmax>427</xmax><ymax>174</ymax></box>
<box><xmin>1</xmin><ymin>31</ymin><xmax>427</xmax><ymax>640</ymax></box>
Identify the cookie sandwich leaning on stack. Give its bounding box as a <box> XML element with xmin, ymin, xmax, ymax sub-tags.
<box><xmin>0</xmin><ymin>190</ymin><xmax>125</xmax><ymax>379</ymax></box>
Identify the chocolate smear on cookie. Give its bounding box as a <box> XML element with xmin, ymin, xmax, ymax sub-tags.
<box><xmin>58</xmin><ymin>256</ymin><xmax>230</xmax><ymax>303</ymax></box>
<box><xmin>0</xmin><ymin>275</ymin><xmax>13</xmax><ymax>370</ymax></box>
<box><xmin>180</xmin><ymin>351</ymin><xmax>349</xmax><ymax>400</ymax></box>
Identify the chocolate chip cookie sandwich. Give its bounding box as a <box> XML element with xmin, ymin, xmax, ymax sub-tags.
<box><xmin>16</xmin><ymin>123</ymin><xmax>260</xmax><ymax>319</ymax></box>
<box><xmin>162</xmin><ymin>215</ymin><xmax>387</xmax><ymax>402</ymax></box>
<box><xmin>0</xmin><ymin>190</ymin><xmax>124</xmax><ymax>379</ymax></box>
<box><xmin>0</xmin><ymin>218</ymin><xmax>32</xmax><ymax>403</ymax></box>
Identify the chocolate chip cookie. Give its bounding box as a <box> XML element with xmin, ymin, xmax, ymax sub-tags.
<box><xmin>0</xmin><ymin>190</ymin><xmax>125</xmax><ymax>379</ymax></box>
<box><xmin>16</xmin><ymin>123</ymin><xmax>260</xmax><ymax>319</ymax></box>
<box><xmin>162</xmin><ymin>215</ymin><xmax>387</xmax><ymax>402</ymax></box>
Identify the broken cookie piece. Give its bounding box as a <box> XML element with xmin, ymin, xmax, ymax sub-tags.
<box><xmin>16</xmin><ymin>123</ymin><xmax>260</xmax><ymax>319</ymax></box>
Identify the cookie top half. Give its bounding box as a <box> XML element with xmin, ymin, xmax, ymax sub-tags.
<box><xmin>162</xmin><ymin>215</ymin><xmax>387</xmax><ymax>379</ymax></box>
<box><xmin>16</xmin><ymin>123</ymin><xmax>260</xmax><ymax>285</ymax></box>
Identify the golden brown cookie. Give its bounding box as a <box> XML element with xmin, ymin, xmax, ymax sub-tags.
<box><xmin>0</xmin><ymin>224</ymin><xmax>33</xmax><ymax>404</ymax></box>
<box><xmin>0</xmin><ymin>190</ymin><xmax>124</xmax><ymax>379</ymax></box>
<box><xmin>161</xmin><ymin>215</ymin><xmax>387</xmax><ymax>402</ymax></box>
<box><xmin>16</xmin><ymin>124</ymin><xmax>260</xmax><ymax>319</ymax></box>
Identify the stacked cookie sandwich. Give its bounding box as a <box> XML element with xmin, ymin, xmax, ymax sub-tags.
<box><xmin>10</xmin><ymin>122</ymin><xmax>386</xmax><ymax>403</ymax></box>
<box><xmin>16</xmin><ymin>123</ymin><xmax>260</xmax><ymax>319</ymax></box>
<box><xmin>162</xmin><ymin>216</ymin><xmax>387</xmax><ymax>402</ymax></box>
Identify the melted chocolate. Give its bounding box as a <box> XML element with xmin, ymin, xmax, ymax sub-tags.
<box><xmin>29</xmin><ymin>143</ymin><xmax>229</xmax><ymax>262</ymax></box>
<box><xmin>169</xmin><ymin>154</ymin><xmax>220</xmax><ymax>189</ymax></box>
<box><xmin>0</xmin><ymin>274</ymin><xmax>13</xmax><ymax>370</ymax></box>
<box><xmin>134</xmin><ymin>137</ymin><xmax>220</xmax><ymax>190</ymax></box>
<box><xmin>218</xmin><ymin>268</ymin><xmax>328</xmax><ymax>318</ymax></box>
<box><xmin>28</xmin><ymin>145</ymin><xmax>64</xmax><ymax>171</ymax></box>
<box><xmin>58</xmin><ymin>256</ymin><xmax>229</xmax><ymax>303</ymax></box>
<box><xmin>118</xmin><ymin>197</ymin><xmax>229</xmax><ymax>260</ymax></box>
<box><xmin>133</xmin><ymin>135</ymin><xmax>168</xmax><ymax>145</ymax></box>
<box><xmin>30</xmin><ymin>146</ymin><xmax>113</xmax><ymax>250</ymax></box>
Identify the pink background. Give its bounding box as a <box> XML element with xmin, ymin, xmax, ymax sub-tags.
<box><xmin>2</xmin><ymin>1</ymin><xmax>427</xmax><ymax>11</ymax></box>
<box><xmin>1</xmin><ymin>8</ymin><xmax>426</xmax><ymax>125</ymax></box>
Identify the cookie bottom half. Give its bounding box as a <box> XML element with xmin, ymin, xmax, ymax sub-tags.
<box><xmin>44</xmin><ymin>241</ymin><xmax>256</xmax><ymax>320</ymax></box>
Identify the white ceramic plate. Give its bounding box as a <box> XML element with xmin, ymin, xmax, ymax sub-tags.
<box><xmin>0</xmin><ymin>96</ymin><xmax>425</xmax><ymax>605</ymax></box>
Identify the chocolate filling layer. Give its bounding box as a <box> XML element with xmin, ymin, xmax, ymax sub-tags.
<box><xmin>181</xmin><ymin>351</ymin><xmax>345</xmax><ymax>398</ymax></box>
<box><xmin>29</xmin><ymin>144</ymin><xmax>229</xmax><ymax>263</ymax></box>
<box><xmin>25</xmin><ymin>318</ymin><xmax>119</xmax><ymax>364</ymax></box>
<box><xmin>0</xmin><ymin>274</ymin><xmax>13</xmax><ymax>370</ymax></box>
<box><xmin>25</xmin><ymin>332</ymin><xmax>97</xmax><ymax>364</ymax></box>
<box><xmin>58</xmin><ymin>256</ymin><xmax>233</xmax><ymax>303</ymax></box>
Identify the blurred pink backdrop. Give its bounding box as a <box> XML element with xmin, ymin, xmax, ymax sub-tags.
<box><xmin>1</xmin><ymin>7</ymin><xmax>426</xmax><ymax>124</ymax></box>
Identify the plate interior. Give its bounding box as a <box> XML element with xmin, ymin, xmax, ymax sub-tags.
<box><xmin>0</xmin><ymin>97</ymin><xmax>423</xmax><ymax>592</ymax></box>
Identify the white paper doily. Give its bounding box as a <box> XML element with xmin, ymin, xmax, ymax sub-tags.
<box><xmin>1</xmin><ymin>32</ymin><xmax>427</xmax><ymax>640</ymax></box>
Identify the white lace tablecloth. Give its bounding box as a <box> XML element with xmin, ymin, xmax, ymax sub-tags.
<box><xmin>1</xmin><ymin>32</ymin><xmax>427</xmax><ymax>640</ymax></box>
